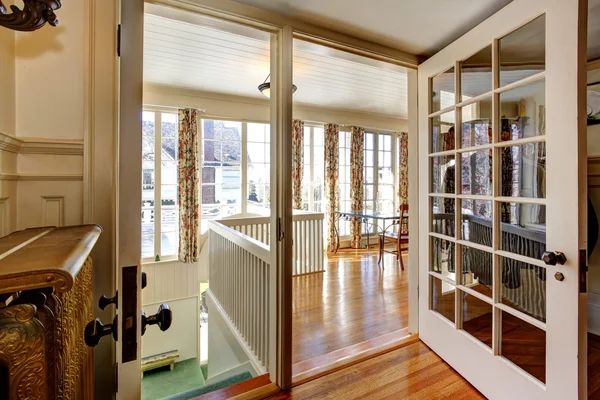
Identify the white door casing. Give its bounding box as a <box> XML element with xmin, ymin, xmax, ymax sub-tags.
<box><xmin>418</xmin><ymin>0</ymin><xmax>588</xmax><ymax>399</ymax></box>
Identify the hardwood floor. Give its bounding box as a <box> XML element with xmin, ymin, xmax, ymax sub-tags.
<box><xmin>292</xmin><ymin>248</ymin><xmax>409</xmax><ymax>367</ymax></box>
<box><xmin>271</xmin><ymin>341</ymin><xmax>484</xmax><ymax>400</ymax></box>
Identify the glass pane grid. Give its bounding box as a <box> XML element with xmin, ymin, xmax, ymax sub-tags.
<box><xmin>428</xmin><ymin>16</ymin><xmax>548</xmax><ymax>384</ymax></box>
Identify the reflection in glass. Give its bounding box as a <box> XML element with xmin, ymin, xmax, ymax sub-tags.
<box><xmin>500</xmin><ymin>256</ymin><xmax>546</xmax><ymax>323</ymax></box>
<box><xmin>431</xmin><ymin>67</ymin><xmax>455</xmax><ymax>113</ymax></box>
<box><xmin>500</xmin><ymin>202</ymin><xmax>546</xmax><ymax>258</ymax></box>
<box><xmin>432</xmin><ymin>197</ymin><xmax>455</xmax><ymax>236</ymax></box>
<box><xmin>431</xmin><ymin>155</ymin><xmax>455</xmax><ymax>194</ymax></box>
<box><xmin>431</xmin><ymin>276</ymin><xmax>455</xmax><ymax>323</ymax></box>
<box><xmin>501</xmin><ymin>310</ymin><xmax>546</xmax><ymax>383</ymax></box>
<box><xmin>499</xmin><ymin>14</ymin><xmax>545</xmax><ymax>86</ymax></box>
<box><xmin>460</xmin><ymin>98</ymin><xmax>492</xmax><ymax>148</ymax></box>
<box><xmin>461</xmin><ymin>45</ymin><xmax>492</xmax><ymax>98</ymax></box>
<box><xmin>461</xmin><ymin>291</ymin><xmax>492</xmax><ymax>348</ymax></box>
<box><xmin>432</xmin><ymin>237</ymin><xmax>455</xmax><ymax>279</ymax></box>
<box><xmin>431</xmin><ymin>112</ymin><xmax>455</xmax><ymax>153</ymax></box>
<box><xmin>500</xmin><ymin>143</ymin><xmax>546</xmax><ymax>198</ymax></box>
<box><xmin>461</xmin><ymin>150</ymin><xmax>492</xmax><ymax>196</ymax></box>
<box><xmin>462</xmin><ymin>199</ymin><xmax>492</xmax><ymax>241</ymax></box>
<box><xmin>461</xmin><ymin>246</ymin><xmax>492</xmax><ymax>298</ymax></box>
<box><xmin>499</xmin><ymin>80</ymin><xmax>545</xmax><ymax>141</ymax></box>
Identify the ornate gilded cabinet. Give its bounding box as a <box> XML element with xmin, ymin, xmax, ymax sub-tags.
<box><xmin>0</xmin><ymin>225</ymin><xmax>101</xmax><ymax>400</ymax></box>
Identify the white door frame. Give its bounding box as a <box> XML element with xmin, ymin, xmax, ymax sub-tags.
<box><xmin>116</xmin><ymin>0</ymin><xmax>422</xmax><ymax>394</ymax></box>
<box><xmin>417</xmin><ymin>0</ymin><xmax>588</xmax><ymax>398</ymax></box>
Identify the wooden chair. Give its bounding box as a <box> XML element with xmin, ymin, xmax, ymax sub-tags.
<box><xmin>378</xmin><ymin>205</ymin><xmax>408</xmax><ymax>270</ymax></box>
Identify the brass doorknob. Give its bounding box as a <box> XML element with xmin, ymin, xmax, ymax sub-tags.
<box><xmin>85</xmin><ymin>315</ymin><xmax>118</xmax><ymax>347</ymax></box>
<box><xmin>542</xmin><ymin>251</ymin><xmax>566</xmax><ymax>266</ymax></box>
<box><xmin>142</xmin><ymin>304</ymin><xmax>172</xmax><ymax>335</ymax></box>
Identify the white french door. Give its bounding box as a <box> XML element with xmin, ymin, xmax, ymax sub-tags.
<box><xmin>417</xmin><ymin>0</ymin><xmax>588</xmax><ymax>398</ymax></box>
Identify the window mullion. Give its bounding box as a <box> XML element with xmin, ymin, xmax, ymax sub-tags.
<box><xmin>154</xmin><ymin>112</ymin><xmax>162</xmax><ymax>258</ymax></box>
<box><xmin>242</xmin><ymin>122</ymin><xmax>248</xmax><ymax>216</ymax></box>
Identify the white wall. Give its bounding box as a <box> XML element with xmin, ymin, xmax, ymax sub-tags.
<box><xmin>142</xmin><ymin>297</ymin><xmax>200</xmax><ymax>362</ymax></box>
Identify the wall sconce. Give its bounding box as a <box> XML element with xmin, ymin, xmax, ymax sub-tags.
<box><xmin>0</xmin><ymin>0</ymin><xmax>61</xmax><ymax>31</ymax></box>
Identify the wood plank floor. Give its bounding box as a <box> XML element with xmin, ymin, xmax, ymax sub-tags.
<box><xmin>271</xmin><ymin>341</ymin><xmax>484</xmax><ymax>400</ymax></box>
<box><xmin>292</xmin><ymin>248</ymin><xmax>409</xmax><ymax>365</ymax></box>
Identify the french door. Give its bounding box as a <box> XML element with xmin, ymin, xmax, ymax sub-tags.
<box><xmin>418</xmin><ymin>0</ymin><xmax>588</xmax><ymax>398</ymax></box>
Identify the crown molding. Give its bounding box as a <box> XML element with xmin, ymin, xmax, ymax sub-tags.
<box><xmin>0</xmin><ymin>173</ymin><xmax>83</xmax><ymax>182</ymax></box>
<box><xmin>0</xmin><ymin>132</ymin><xmax>84</xmax><ymax>155</ymax></box>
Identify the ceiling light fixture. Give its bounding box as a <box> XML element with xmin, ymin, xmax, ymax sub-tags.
<box><xmin>258</xmin><ymin>74</ymin><xmax>297</xmax><ymax>98</ymax></box>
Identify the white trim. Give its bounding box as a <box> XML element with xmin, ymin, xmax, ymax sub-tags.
<box><xmin>0</xmin><ymin>131</ymin><xmax>84</xmax><ymax>155</ymax></box>
<box><xmin>0</xmin><ymin>173</ymin><xmax>84</xmax><ymax>181</ymax></box>
<box><xmin>208</xmin><ymin>220</ymin><xmax>270</xmax><ymax>263</ymax></box>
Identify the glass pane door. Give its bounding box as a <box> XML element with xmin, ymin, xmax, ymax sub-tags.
<box><xmin>418</xmin><ymin>1</ymin><xmax>587</xmax><ymax>398</ymax></box>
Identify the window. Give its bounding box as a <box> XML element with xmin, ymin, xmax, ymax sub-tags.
<box><xmin>338</xmin><ymin>129</ymin><xmax>351</xmax><ymax>236</ymax></box>
<box><xmin>378</xmin><ymin>134</ymin><xmax>394</xmax><ymax>214</ymax></box>
<box><xmin>142</xmin><ymin>111</ymin><xmax>179</xmax><ymax>260</ymax></box>
<box><xmin>201</xmin><ymin>120</ymin><xmax>242</xmax><ymax>232</ymax></box>
<box><xmin>301</xmin><ymin>125</ymin><xmax>325</xmax><ymax>212</ymax></box>
<box><xmin>247</xmin><ymin>123</ymin><xmax>271</xmax><ymax>214</ymax></box>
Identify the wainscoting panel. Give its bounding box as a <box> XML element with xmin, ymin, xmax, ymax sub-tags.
<box><xmin>142</xmin><ymin>261</ymin><xmax>200</xmax><ymax>305</ymax></box>
<box><xmin>41</xmin><ymin>195</ymin><xmax>65</xmax><ymax>227</ymax></box>
<box><xmin>0</xmin><ymin>197</ymin><xmax>9</xmax><ymax>237</ymax></box>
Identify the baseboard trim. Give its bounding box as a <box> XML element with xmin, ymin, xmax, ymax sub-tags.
<box><xmin>291</xmin><ymin>327</ymin><xmax>418</xmax><ymax>386</ymax></box>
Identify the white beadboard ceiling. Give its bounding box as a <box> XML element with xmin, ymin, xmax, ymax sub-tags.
<box><xmin>143</xmin><ymin>8</ymin><xmax>409</xmax><ymax>118</ymax></box>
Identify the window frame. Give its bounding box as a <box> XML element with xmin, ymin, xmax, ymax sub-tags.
<box><xmin>142</xmin><ymin>108</ymin><xmax>180</xmax><ymax>263</ymax></box>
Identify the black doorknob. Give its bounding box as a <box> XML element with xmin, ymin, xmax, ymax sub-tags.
<box><xmin>142</xmin><ymin>304</ymin><xmax>172</xmax><ymax>335</ymax></box>
<box><xmin>542</xmin><ymin>251</ymin><xmax>567</xmax><ymax>266</ymax></box>
<box><xmin>85</xmin><ymin>315</ymin><xmax>118</xmax><ymax>347</ymax></box>
<box><xmin>99</xmin><ymin>292</ymin><xmax>118</xmax><ymax>310</ymax></box>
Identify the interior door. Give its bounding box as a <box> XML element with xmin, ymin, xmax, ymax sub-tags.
<box><xmin>116</xmin><ymin>0</ymin><xmax>145</xmax><ymax>397</ymax></box>
<box><xmin>417</xmin><ymin>0</ymin><xmax>588</xmax><ymax>398</ymax></box>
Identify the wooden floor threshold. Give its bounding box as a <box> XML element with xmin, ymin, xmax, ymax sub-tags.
<box><xmin>193</xmin><ymin>373</ymin><xmax>279</xmax><ymax>400</ymax></box>
<box><xmin>292</xmin><ymin>327</ymin><xmax>418</xmax><ymax>386</ymax></box>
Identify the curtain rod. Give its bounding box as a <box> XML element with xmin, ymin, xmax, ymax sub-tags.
<box><xmin>302</xmin><ymin>119</ymin><xmax>402</xmax><ymax>134</ymax></box>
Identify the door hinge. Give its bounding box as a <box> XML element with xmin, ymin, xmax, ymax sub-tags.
<box><xmin>117</xmin><ymin>24</ymin><xmax>121</xmax><ymax>57</ymax></box>
<box><xmin>278</xmin><ymin>217</ymin><xmax>284</xmax><ymax>241</ymax></box>
<box><xmin>580</xmin><ymin>249</ymin><xmax>588</xmax><ymax>293</ymax></box>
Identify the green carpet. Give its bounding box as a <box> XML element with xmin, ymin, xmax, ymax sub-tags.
<box><xmin>162</xmin><ymin>371</ymin><xmax>253</xmax><ymax>400</ymax></box>
<box><xmin>142</xmin><ymin>358</ymin><xmax>205</xmax><ymax>400</ymax></box>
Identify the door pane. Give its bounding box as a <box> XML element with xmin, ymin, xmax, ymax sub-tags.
<box><xmin>431</xmin><ymin>67</ymin><xmax>455</xmax><ymax>113</ymax></box>
<box><xmin>461</xmin><ymin>45</ymin><xmax>492</xmax><ymax>99</ymax></box>
<box><xmin>460</xmin><ymin>98</ymin><xmax>492</xmax><ymax>148</ymax></box>
<box><xmin>431</xmin><ymin>237</ymin><xmax>456</xmax><ymax>280</ymax></box>
<box><xmin>499</xmin><ymin>80</ymin><xmax>546</xmax><ymax>141</ymax></box>
<box><xmin>431</xmin><ymin>276</ymin><xmax>455</xmax><ymax>323</ymax></box>
<box><xmin>461</xmin><ymin>291</ymin><xmax>493</xmax><ymax>349</ymax></box>
<box><xmin>431</xmin><ymin>155</ymin><xmax>455</xmax><ymax>193</ymax></box>
<box><xmin>431</xmin><ymin>112</ymin><xmax>455</xmax><ymax>153</ymax></box>
<box><xmin>499</xmin><ymin>14</ymin><xmax>545</xmax><ymax>87</ymax></box>
<box><xmin>461</xmin><ymin>199</ymin><xmax>492</xmax><ymax>245</ymax></box>
<box><xmin>500</xmin><ymin>143</ymin><xmax>546</xmax><ymax>198</ymax></box>
<box><xmin>500</xmin><ymin>310</ymin><xmax>546</xmax><ymax>383</ymax></box>
<box><xmin>500</xmin><ymin>201</ymin><xmax>546</xmax><ymax>258</ymax></box>
<box><xmin>500</xmin><ymin>256</ymin><xmax>546</xmax><ymax>323</ymax></box>
<box><xmin>461</xmin><ymin>150</ymin><xmax>492</xmax><ymax>196</ymax></box>
<box><xmin>432</xmin><ymin>197</ymin><xmax>455</xmax><ymax>236</ymax></box>
<box><xmin>461</xmin><ymin>246</ymin><xmax>492</xmax><ymax>298</ymax></box>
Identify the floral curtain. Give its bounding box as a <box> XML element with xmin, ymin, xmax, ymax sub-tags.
<box><xmin>178</xmin><ymin>108</ymin><xmax>200</xmax><ymax>263</ymax></box>
<box><xmin>324</xmin><ymin>123</ymin><xmax>340</xmax><ymax>252</ymax></box>
<box><xmin>398</xmin><ymin>132</ymin><xmax>408</xmax><ymax>206</ymax></box>
<box><xmin>292</xmin><ymin>120</ymin><xmax>304</xmax><ymax>209</ymax></box>
<box><xmin>349</xmin><ymin>126</ymin><xmax>364</xmax><ymax>248</ymax></box>
<box><xmin>398</xmin><ymin>132</ymin><xmax>409</xmax><ymax>234</ymax></box>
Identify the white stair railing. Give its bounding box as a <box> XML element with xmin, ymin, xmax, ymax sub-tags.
<box><xmin>208</xmin><ymin>220</ymin><xmax>270</xmax><ymax>372</ymax></box>
<box><xmin>218</xmin><ymin>211</ymin><xmax>325</xmax><ymax>275</ymax></box>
